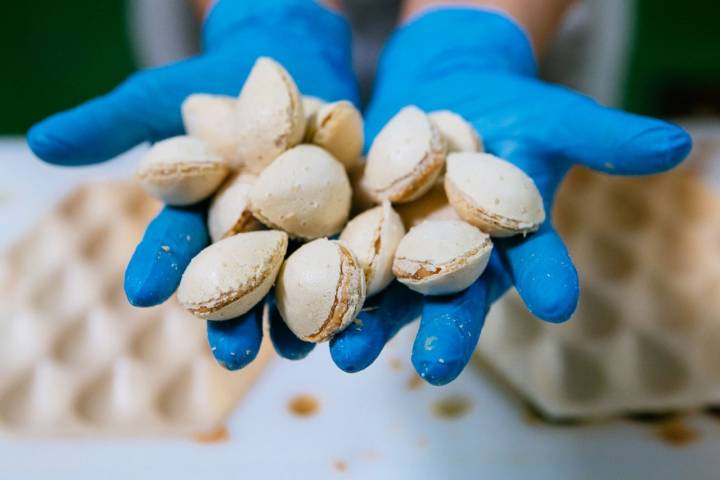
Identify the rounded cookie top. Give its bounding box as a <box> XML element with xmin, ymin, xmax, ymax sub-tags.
<box><xmin>177</xmin><ymin>230</ymin><xmax>288</xmax><ymax>321</ymax></box>
<box><xmin>340</xmin><ymin>201</ymin><xmax>405</xmax><ymax>296</ymax></box>
<box><xmin>276</xmin><ymin>238</ymin><xmax>366</xmax><ymax>342</ymax></box>
<box><xmin>445</xmin><ymin>153</ymin><xmax>545</xmax><ymax>237</ymax></box>
<box><xmin>393</xmin><ymin>219</ymin><xmax>493</xmax><ymax>295</ymax></box>
<box><xmin>362</xmin><ymin>106</ymin><xmax>446</xmax><ymax>204</ymax></box>
<box><xmin>249</xmin><ymin>145</ymin><xmax>351</xmax><ymax>240</ymax></box>
<box><xmin>235</xmin><ymin>57</ymin><xmax>306</xmax><ymax>173</ymax></box>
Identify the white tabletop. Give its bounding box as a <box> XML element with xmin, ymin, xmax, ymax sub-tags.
<box><xmin>1</xmin><ymin>139</ymin><xmax>719</xmax><ymax>480</ymax></box>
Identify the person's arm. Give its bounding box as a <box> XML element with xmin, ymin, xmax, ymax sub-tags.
<box><xmin>191</xmin><ymin>0</ymin><xmax>214</xmax><ymax>17</ymax></box>
<box><xmin>401</xmin><ymin>0</ymin><xmax>575</xmax><ymax>55</ymax></box>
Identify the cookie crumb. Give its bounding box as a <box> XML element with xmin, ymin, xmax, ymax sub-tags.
<box><xmin>289</xmin><ymin>394</ymin><xmax>319</xmax><ymax>417</ymax></box>
<box><xmin>161</xmin><ymin>245</ymin><xmax>170</xmax><ymax>252</ymax></box>
<box><xmin>333</xmin><ymin>460</ymin><xmax>347</xmax><ymax>472</ymax></box>
<box><xmin>363</xmin><ymin>450</ymin><xmax>383</xmax><ymax>461</ymax></box>
<box><xmin>656</xmin><ymin>419</ymin><xmax>699</xmax><ymax>447</ymax></box>
<box><xmin>193</xmin><ymin>425</ymin><xmax>230</xmax><ymax>444</ymax></box>
<box><xmin>432</xmin><ymin>395</ymin><xmax>472</xmax><ymax>420</ymax></box>
<box><xmin>389</xmin><ymin>357</ymin><xmax>403</xmax><ymax>370</ymax></box>
<box><xmin>407</xmin><ymin>374</ymin><xmax>423</xmax><ymax>390</ymax></box>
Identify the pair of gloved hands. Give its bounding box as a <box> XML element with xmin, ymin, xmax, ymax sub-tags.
<box><xmin>29</xmin><ymin>0</ymin><xmax>691</xmax><ymax>385</ymax></box>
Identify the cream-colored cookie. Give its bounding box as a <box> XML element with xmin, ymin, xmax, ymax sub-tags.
<box><xmin>207</xmin><ymin>173</ymin><xmax>263</xmax><ymax>243</ymax></box>
<box><xmin>177</xmin><ymin>230</ymin><xmax>288</xmax><ymax>321</ymax></box>
<box><xmin>349</xmin><ymin>157</ymin><xmax>376</xmax><ymax>214</ymax></box>
<box><xmin>362</xmin><ymin>106</ymin><xmax>447</xmax><ymax>203</ymax></box>
<box><xmin>302</xmin><ymin>95</ymin><xmax>326</xmax><ymax>122</ymax></box>
<box><xmin>393</xmin><ymin>220</ymin><xmax>493</xmax><ymax>295</ymax></box>
<box><xmin>305</xmin><ymin>100</ymin><xmax>364</xmax><ymax>170</ymax></box>
<box><xmin>445</xmin><ymin>153</ymin><xmax>545</xmax><ymax>237</ymax></box>
<box><xmin>249</xmin><ymin>145</ymin><xmax>351</xmax><ymax>240</ymax></box>
<box><xmin>276</xmin><ymin>238</ymin><xmax>366</xmax><ymax>342</ymax></box>
<box><xmin>429</xmin><ymin>110</ymin><xmax>483</xmax><ymax>153</ymax></box>
<box><xmin>340</xmin><ymin>201</ymin><xmax>405</xmax><ymax>296</ymax></box>
<box><xmin>235</xmin><ymin>57</ymin><xmax>306</xmax><ymax>173</ymax></box>
<box><xmin>182</xmin><ymin>94</ymin><xmax>238</xmax><ymax>164</ymax></box>
<box><xmin>136</xmin><ymin>135</ymin><xmax>228</xmax><ymax>206</ymax></box>
<box><xmin>395</xmin><ymin>180</ymin><xmax>460</xmax><ymax>230</ymax></box>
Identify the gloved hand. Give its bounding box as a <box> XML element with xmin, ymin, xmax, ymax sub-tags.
<box><xmin>327</xmin><ymin>8</ymin><xmax>693</xmax><ymax>385</ymax></box>
<box><xmin>27</xmin><ymin>0</ymin><xmax>359</xmax><ymax>370</ymax></box>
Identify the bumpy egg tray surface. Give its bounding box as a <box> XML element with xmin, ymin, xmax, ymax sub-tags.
<box><xmin>0</xmin><ymin>182</ymin><xmax>271</xmax><ymax>436</ymax></box>
<box><xmin>478</xmin><ymin>131</ymin><xmax>720</xmax><ymax>420</ymax></box>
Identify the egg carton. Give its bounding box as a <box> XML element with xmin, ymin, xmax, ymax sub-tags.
<box><xmin>0</xmin><ymin>182</ymin><xmax>271</xmax><ymax>436</ymax></box>
<box><xmin>478</xmin><ymin>127</ymin><xmax>720</xmax><ymax>420</ymax></box>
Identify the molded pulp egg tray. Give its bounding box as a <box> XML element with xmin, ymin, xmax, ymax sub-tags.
<box><xmin>0</xmin><ymin>182</ymin><xmax>271</xmax><ymax>436</ymax></box>
<box><xmin>478</xmin><ymin>127</ymin><xmax>720</xmax><ymax>420</ymax></box>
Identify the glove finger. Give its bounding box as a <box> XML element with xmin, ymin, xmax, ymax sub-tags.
<box><xmin>553</xmin><ymin>89</ymin><xmax>692</xmax><ymax>175</ymax></box>
<box><xmin>411</xmin><ymin>277</ymin><xmax>490</xmax><ymax>386</ymax></box>
<box><xmin>267</xmin><ymin>292</ymin><xmax>315</xmax><ymax>360</ymax></box>
<box><xmin>206</xmin><ymin>302</ymin><xmax>264</xmax><ymax>371</ymax></box>
<box><xmin>330</xmin><ymin>282</ymin><xmax>423</xmax><ymax>373</ymax></box>
<box><xmin>497</xmin><ymin>222</ymin><xmax>579</xmax><ymax>323</ymax></box>
<box><xmin>124</xmin><ymin>204</ymin><xmax>209</xmax><ymax>307</ymax></box>
<box><xmin>27</xmin><ymin>56</ymin><xmax>214</xmax><ymax>166</ymax></box>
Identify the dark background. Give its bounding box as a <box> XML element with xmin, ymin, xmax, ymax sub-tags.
<box><xmin>1</xmin><ymin>0</ymin><xmax>718</xmax><ymax>135</ymax></box>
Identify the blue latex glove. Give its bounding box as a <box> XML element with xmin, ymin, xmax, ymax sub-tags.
<box><xmin>27</xmin><ymin>0</ymin><xmax>358</xmax><ymax>370</ymax></box>
<box><xmin>328</xmin><ymin>8</ymin><xmax>693</xmax><ymax>385</ymax></box>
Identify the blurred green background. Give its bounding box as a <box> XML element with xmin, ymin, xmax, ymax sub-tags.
<box><xmin>0</xmin><ymin>1</ymin><xmax>136</xmax><ymax>135</ymax></box>
<box><xmin>1</xmin><ymin>0</ymin><xmax>718</xmax><ymax>136</ymax></box>
<box><xmin>624</xmin><ymin>0</ymin><xmax>720</xmax><ymax>116</ymax></box>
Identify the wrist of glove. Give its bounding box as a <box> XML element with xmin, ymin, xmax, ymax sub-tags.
<box><xmin>368</xmin><ymin>8</ymin><xmax>536</xmax><ymax>135</ymax></box>
<box><xmin>204</xmin><ymin>0</ymin><xmax>358</xmax><ymax>103</ymax></box>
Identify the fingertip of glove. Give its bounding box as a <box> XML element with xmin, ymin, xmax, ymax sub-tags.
<box><xmin>271</xmin><ymin>333</ymin><xmax>315</xmax><ymax>361</ymax></box>
<box><xmin>330</xmin><ymin>314</ymin><xmax>386</xmax><ymax>373</ymax></box>
<box><xmin>329</xmin><ymin>345</ymin><xmax>368</xmax><ymax>373</ymax></box>
<box><xmin>123</xmin><ymin>245</ymin><xmax>181</xmax><ymax>308</ymax></box>
<box><xmin>411</xmin><ymin>325</ymin><xmax>472</xmax><ymax>386</ymax></box>
<box><xmin>614</xmin><ymin>121</ymin><xmax>693</xmax><ymax>174</ymax></box>
<box><xmin>207</xmin><ymin>314</ymin><xmax>263</xmax><ymax>371</ymax></box>
<box><xmin>330</xmin><ymin>339</ymin><xmax>381</xmax><ymax>373</ymax></box>
<box><xmin>518</xmin><ymin>261</ymin><xmax>579</xmax><ymax>323</ymax></box>
<box><xmin>277</xmin><ymin>344</ymin><xmax>315</xmax><ymax>361</ymax></box>
<box><xmin>268</xmin><ymin>306</ymin><xmax>315</xmax><ymax>361</ymax></box>
<box><xmin>503</xmin><ymin>228</ymin><xmax>579</xmax><ymax>323</ymax></box>
<box><xmin>123</xmin><ymin>252</ymin><xmax>178</xmax><ymax>307</ymax></box>
<box><xmin>27</xmin><ymin>121</ymin><xmax>74</xmax><ymax>165</ymax></box>
<box><xmin>211</xmin><ymin>343</ymin><xmax>259</xmax><ymax>371</ymax></box>
<box><xmin>123</xmin><ymin>274</ymin><xmax>165</xmax><ymax>308</ymax></box>
<box><xmin>411</xmin><ymin>357</ymin><xmax>464</xmax><ymax>386</ymax></box>
<box><xmin>661</xmin><ymin>126</ymin><xmax>693</xmax><ymax>171</ymax></box>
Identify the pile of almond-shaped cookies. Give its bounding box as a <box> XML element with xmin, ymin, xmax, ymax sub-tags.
<box><xmin>134</xmin><ymin>57</ymin><xmax>545</xmax><ymax>343</ymax></box>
